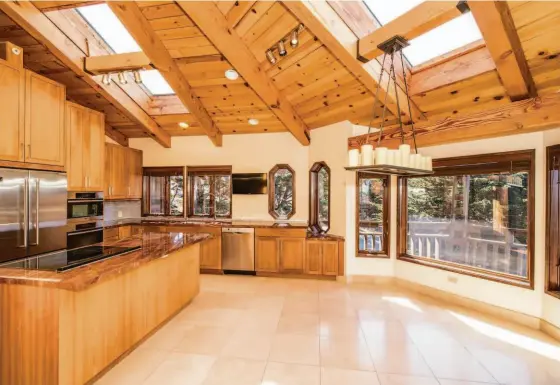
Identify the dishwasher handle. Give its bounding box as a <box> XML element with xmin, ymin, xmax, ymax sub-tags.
<box><xmin>222</xmin><ymin>227</ymin><xmax>254</xmax><ymax>234</ymax></box>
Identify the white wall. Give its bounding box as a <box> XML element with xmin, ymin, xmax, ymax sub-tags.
<box><xmin>130</xmin><ymin>133</ymin><xmax>309</xmax><ymax>221</ymax></box>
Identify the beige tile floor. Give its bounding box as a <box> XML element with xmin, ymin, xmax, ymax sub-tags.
<box><xmin>95</xmin><ymin>275</ymin><xmax>560</xmax><ymax>385</ymax></box>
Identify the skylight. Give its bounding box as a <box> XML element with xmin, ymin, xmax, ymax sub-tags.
<box><xmin>77</xmin><ymin>4</ymin><xmax>175</xmax><ymax>96</ymax></box>
<box><xmin>363</xmin><ymin>0</ymin><xmax>482</xmax><ymax>67</ymax></box>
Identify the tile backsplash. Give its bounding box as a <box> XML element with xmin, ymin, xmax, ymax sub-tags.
<box><xmin>104</xmin><ymin>201</ymin><xmax>141</xmax><ymax>221</ymax></box>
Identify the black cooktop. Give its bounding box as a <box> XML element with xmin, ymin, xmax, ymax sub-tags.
<box><xmin>0</xmin><ymin>245</ymin><xmax>141</xmax><ymax>272</ymax></box>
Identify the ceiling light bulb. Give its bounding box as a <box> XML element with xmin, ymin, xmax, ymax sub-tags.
<box><xmin>133</xmin><ymin>70</ymin><xmax>142</xmax><ymax>84</ymax></box>
<box><xmin>248</xmin><ymin>118</ymin><xmax>259</xmax><ymax>126</ymax></box>
<box><xmin>265</xmin><ymin>49</ymin><xmax>277</xmax><ymax>65</ymax></box>
<box><xmin>290</xmin><ymin>29</ymin><xmax>299</xmax><ymax>48</ymax></box>
<box><xmin>277</xmin><ymin>40</ymin><xmax>287</xmax><ymax>56</ymax></box>
<box><xmin>178</xmin><ymin>122</ymin><xmax>189</xmax><ymax>129</ymax></box>
<box><xmin>224</xmin><ymin>69</ymin><xmax>239</xmax><ymax>80</ymax></box>
<box><xmin>102</xmin><ymin>74</ymin><xmax>112</xmax><ymax>86</ymax></box>
<box><xmin>117</xmin><ymin>72</ymin><xmax>128</xmax><ymax>85</ymax></box>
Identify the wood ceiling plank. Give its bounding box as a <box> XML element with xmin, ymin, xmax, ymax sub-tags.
<box><xmin>149</xmin><ymin>15</ymin><xmax>194</xmax><ymax>31</ymax></box>
<box><xmin>280</xmin><ymin>60</ymin><xmax>345</xmax><ymax>98</ymax></box>
<box><xmin>249</xmin><ymin>8</ymin><xmax>299</xmax><ymax>63</ymax></box>
<box><xmin>271</xmin><ymin>46</ymin><xmax>336</xmax><ymax>88</ymax></box>
<box><xmin>178</xmin><ymin>0</ymin><xmax>310</xmax><ymax>145</ymax></box>
<box><xmin>235</xmin><ymin>1</ymin><xmax>276</xmax><ymax>38</ymax></box>
<box><xmin>155</xmin><ymin>26</ymin><xmax>203</xmax><ymax>40</ymax></box>
<box><xmin>262</xmin><ymin>29</ymin><xmax>318</xmax><ymax>75</ymax></box>
<box><xmin>239</xmin><ymin>2</ymin><xmax>285</xmax><ymax>46</ymax></box>
<box><xmin>216</xmin><ymin>1</ymin><xmax>237</xmax><ymax>16</ymax></box>
<box><xmin>226</xmin><ymin>0</ymin><xmax>257</xmax><ymax>29</ymax></box>
<box><xmin>169</xmin><ymin>45</ymin><xmax>220</xmax><ymax>59</ymax></box>
<box><xmin>32</xmin><ymin>1</ymin><xmax>102</xmax><ymax>12</ymax></box>
<box><xmin>470</xmin><ymin>0</ymin><xmax>537</xmax><ymax>101</ymax></box>
<box><xmin>286</xmin><ymin>68</ymin><xmax>355</xmax><ymax>105</ymax></box>
<box><xmin>140</xmin><ymin>3</ymin><xmax>184</xmax><ymax>21</ymax></box>
<box><xmin>348</xmin><ymin>93</ymin><xmax>560</xmax><ymax>149</ymax></box>
<box><xmin>410</xmin><ymin>43</ymin><xmax>496</xmax><ymax>95</ymax></box>
<box><xmin>193</xmin><ymin>84</ymin><xmax>255</xmax><ymax>98</ymax></box>
<box><xmin>0</xmin><ymin>1</ymin><xmax>170</xmax><ymax>147</ymax></box>
<box><xmin>283</xmin><ymin>0</ymin><xmax>423</xmax><ymax>122</ymax></box>
<box><xmin>294</xmin><ymin>81</ymin><xmax>366</xmax><ymax>116</ymax></box>
<box><xmin>108</xmin><ymin>1</ymin><xmax>222</xmax><ymax>147</ymax></box>
<box><xmin>357</xmin><ymin>1</ymin><xmax>461</xmax><ymax>62</ymax></box>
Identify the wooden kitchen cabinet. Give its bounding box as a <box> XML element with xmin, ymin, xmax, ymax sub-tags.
<box><xmin>322</xmin><ymin>241</ymin><xmax>339</xmax><ymax>276</ymax></box>
<box><xmin>66</xmin><ymin>102</ymin><xmax>105</xmax><ymax>191</ymax></box>
<box><xmin>279</xmin><ymin>238</ymin><xmax>305</xmax><ymax>273</ymax></box>
<box><xmin>0</xmin><ymin>58</ymin><xmax>24</xmax><ymax>163</ymax></box>
<box><xmin>255</xmin><ymin>237</ymin><xmax>279</xmax><ymax>272</ymax></box>
<box><xmin>24</xmin><ymin>70</ymin><xmax>66</xmax><ymax>167</ymax></box>
<box><xmin>105</xmin><ymin>143</ymin><xmax>143</xmax><ymax>200</ymax></box>
<box><xmin>304</xmin><ymin>240</ymin><xmax>339</xmax><ymax>276</ymax></box>
<box><xmin>305</xmin><ymin>241</ymin><xmax>323</xmax><ymax>275</ymax></box>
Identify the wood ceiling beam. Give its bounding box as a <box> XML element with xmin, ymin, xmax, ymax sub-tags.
<box><xmin>283</xmin><ymin>0</ymin><xmax>424</xmax><ymax>122</ymax></box>
<box><xmin>105</xmin><ymin>124</ymin><xmax>129</xmax><ymax>147</ymax></box>
<box><xmin>357</xmin><ymin>1</ymin><xmax>463</xmax><ymax>63</ymax></box>
<box><xmin>470</xmin><ymin>1</ymin><xmax>537</xmax><ymax>102</ymax></box>
<box><xmin>107</xmin><ymin>1</ymin><xmax>223</xmax><ymax>147</ymax></box>
<box><xmin>84</xmin><ymin>52</ymin><xmax>153</xmax><ymax>75</ymax></box>
<box><xmin>348</xmin><ymin>93</ymin><xmax>560</xmax><ymax>150</ymax></box>
<box><xmin>177</xmin><ymin>1</ymin><xmax>310</xmax><ymax>146</ymax></box>
<box><xmin>0</xmin><ymin>0</ymin><xmax>171</xmax><ymax>148</ymax></box>
<box><xmin>32</xmin><ymin>1</ymin><xmax>102</xmax><ymax>12</ymax></box>
<box><xmin>409</xmin><ymin>42</ymin><xmax>496</xmax><ymax>95</ymax></box>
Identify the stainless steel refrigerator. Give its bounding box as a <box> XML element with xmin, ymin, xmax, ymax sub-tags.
<box><xmin>0</xmin><ymin>168</ymin><xmax>67</xmax><ymax>264</ymax></box>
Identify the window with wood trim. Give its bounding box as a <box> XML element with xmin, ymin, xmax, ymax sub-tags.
<box><xmin>269</xmin><ymin>164</ymin><xmax>295</xmax><ymax>220</ymax></box>
<box><xmin>546</xmin><ymin>145</ymin><xmax>560</xmax><ymax>296</ymax></box>
<box><xmin>142</xmin><ymin>167</ymin><xmax>185</xmax><ymax>216</ymax></box>
<box><xmin>310</xmin><ymin>162</ymin><xmax>331</xmax><ymax>233</ymax></box>
<box><xmin>187</xmin><ymin>166</ymin><xmax>232</xmax><ymax>218</ymax></box>
<box><xmin>398</xmin><ymin>150</ymin><xmax>534</xmax><ymax>288</ymax></box>
<box><xmin>357</xmin><ymin>173</ymin><xmax>390</xmax><ymax>257</ymax></box>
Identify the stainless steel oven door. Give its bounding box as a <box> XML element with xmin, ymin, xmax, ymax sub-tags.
<box><xmin>67</xmin><ymin>222</ymin><xmax>103</xmax><ymax>250</ymax></box>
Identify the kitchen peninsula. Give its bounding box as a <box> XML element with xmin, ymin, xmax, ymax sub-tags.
<box><xmin>0</xmin><ymin>230</ymin><xmax>210</xmax><ymax>385</ymax></box>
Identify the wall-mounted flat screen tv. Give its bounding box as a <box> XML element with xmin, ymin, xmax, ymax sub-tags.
<box><xmin>232</xmin><ymin>173</ymin><xmax>268</xmax><ymax>194</ymax></box>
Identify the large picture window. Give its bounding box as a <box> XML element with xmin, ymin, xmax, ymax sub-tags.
<box><xmin>357</xmin><ymin>174</ymin><xmax>390</xmax><ymax>257</ymax></box>
<box><xmin>269</xmin><ymin>164</ymin><xmax>295</xmax><ymax>220</ymax></box>
<box><xmin>142</xmin><ymin>167</ymin><xmax>184</xmax><ymax>216</ymax></box>
<box><xmin>546</xmin><ymin>145</ymin><xmax>560</xmax><ymax>296</ymax></box>
<box><xmin>309</xmin><ymin>162</ymin><xmax>330</xmax><ymax>233</ymax></box>
<box><xmin>187</xmin><ymin>166</ymin><xmax>232</xmax><ymax>218</ymax></box>
<box><xmin>399</xmin><ymin>150</ymin><xmax>534</xmax><ymax>287</ymax></box>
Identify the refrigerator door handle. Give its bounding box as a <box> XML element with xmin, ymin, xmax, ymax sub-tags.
<box><xmin>21</xmin><ymin>178</ymin><xmax>29</xmax><ymax>248</ymax></box>
<box><xmin>29</xmin><ymin>179</ymin><xmax>40</xmax><ymax>246</ymax></box>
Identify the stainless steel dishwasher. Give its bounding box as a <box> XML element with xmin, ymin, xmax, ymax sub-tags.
<box><xmin>222</xmin><ymin>227</ymin><xmax>255</xmax><ymax>273</ymax></box>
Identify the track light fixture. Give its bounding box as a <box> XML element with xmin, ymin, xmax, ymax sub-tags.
<box><xmin>101</xmin><ymin>73</ymin><xmax>112</xmax><ymax>86</ymax></box>
<box><xmin>290</xmin><ymin>29</ymin><xmax>299</xmax><ymax>48</ymax></box>
<box><xmin>117</xmin><ymin>72</ymin><xmax>128</xmax><ymax>85</ymax></box>
<box><xmin>277</xmin><ymin>40</ymin><xmax>287</xmax><ymax>56</ymax></box>
<box><xmin>266</xmin><ymin>49</ymin><xmax>277</xmax><ymax>65</ymax></box>
<box><xmin>133</xmin><ymin>70</ymin><xmax>142</xmax><ymax>84</ymax></box>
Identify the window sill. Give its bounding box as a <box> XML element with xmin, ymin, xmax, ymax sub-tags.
<box><xmin>398</xmin><ymin>254</ymin><xmax>533</xmax><ymax>289</ymax></box>
<box><xmin>546</xmin><ymin>291</ymin><xmax>560</xmax><ymax>300</ymax></box>
<box><xmin>357</xmin><ymin>252</ymin><xmax>390</xmax><ymax>259</ymax></box>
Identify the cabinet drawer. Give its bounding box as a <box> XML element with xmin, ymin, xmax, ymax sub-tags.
<box><xmin>103</xmin><ymin>228</ymin><xmax>118</xmax><ymax>240</ymax></box>
<box><xmin>255</xmin><ymin>228</ymin><xmax>306</xmax><ymax>238</ymax></box>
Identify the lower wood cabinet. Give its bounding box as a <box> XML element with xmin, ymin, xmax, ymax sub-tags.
<box><xmin>163</xmin><ymin>226</ymin><xmax>222</xmax><ymax>270</ymax></box>
<box><xmin>279</xmin><ymin>238</ymin><xmax>306</xmax><ymax>273</ymax></box>
<box><xmin>255</xmin><ymin>237</ymin><xmax>279</xmax><ymax>272</ymax></box>
<box><xmin>305</xmin><ymin>240</ymin><xmax>339</xmax><ymax>276</ymax></box>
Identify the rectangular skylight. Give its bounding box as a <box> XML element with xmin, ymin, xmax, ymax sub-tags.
<box><xmin>77</xmin><ymin>4</ymin><xmax>175</xmax><ymax>96</ymax></box>
<box><xmin>363</xmin><ymin>0</ymin><xmax>482</xmax><ymax>67</ymax></box>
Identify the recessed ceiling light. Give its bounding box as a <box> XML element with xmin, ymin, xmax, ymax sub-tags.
<box><xmin>224</xmin><ymin>69</ymin><xmax>239</xmax><ymax>80</ymax></box>
<box><xmin>178</xmin><ymin>122</ymin><xmax>189</xmax><ymax>129</ymax></box>
<box><xmin>248</xmin><ymin>118</ymin><xmax>259</xmax><ymax>126</ymax></box>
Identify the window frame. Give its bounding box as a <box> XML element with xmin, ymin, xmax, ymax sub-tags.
<box><xmin>397</xmin><ymin>150</ymin><xmax>535</xmax><ymax>289</ymax></box>
<box><xmin>268</xmin><ymin>164</ymin><xmax>296</xmax><ymax>220</ymax></box>
<box><xmin>356</xmin><ymin>173</ymin><xmax>391</xmax><ymax>258</ymax></box>
<box><xmin>142</xmin><ymin>167</ymin><xmax>186</xmax><ymax>217</ymax></box>
<box><xmin>546</xmin><ymin>145</ymin><xmax>560</xmax><ymax>299</ymax></box>
<box><xmin>186</xmin><ymin>166</ymin><xmax>232</xmax><ymax>219</ymax></box>
<box><xmin>309</xmin><ymin>161</ymin><xmax>331</xmax><ymax>233</ymax></box>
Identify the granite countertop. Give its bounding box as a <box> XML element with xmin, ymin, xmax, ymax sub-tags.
<box><xmin>103</xmin><ymin>218</ymin><xmax>309</xmax><ymax>229</ymax></box>
<box><xmin>306</xmin><ymin>233</ymin><xmax>345</xmax><ymax>241</ymax></box>
<box><xmin>0</xmin><ymin>231</ymin><xmax>212</xmax><ymax>291</ymax></box>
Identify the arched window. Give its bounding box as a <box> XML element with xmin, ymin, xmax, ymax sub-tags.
<box><xmin>309</xmin><ymin>161</ymin><xmax>330</xmax><ymax>233</ymax></box>
<box><xmin>269</xmin><ymin>164</ymin><xmax>295</xmax><ymax>219</ymax></box>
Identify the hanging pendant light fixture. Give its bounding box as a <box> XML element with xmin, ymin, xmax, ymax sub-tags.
<box><xmin>345</xmin><ymin>36</ymin><xmax>433</xmax><ymax>176</ymax></box>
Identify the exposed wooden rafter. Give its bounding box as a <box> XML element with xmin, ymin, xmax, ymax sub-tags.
<box><xmin>283</xmin><ymin>0</ymin><xmax>424</xmax><ymax>122</ymax></box>
<box><xmin>0</xmin><ymin>0</ymin><xmax>172</xmax><ymax>148</ymax></box>
<box><xmin>107</xmin><ymin>1</ymin><xmax>223</xmax><ymax>147</ymax></box>
<box><xmin>178</xmin><ymin>1</ymin><xmax>310</xmax><ymax>146</ymax></box>
<box><xmin>84</xmin><ymin>52</ymin><xmax>153</xmax><ymax>75</ymax></box>
<box><xmin>105</xmin><ymin>124</ymin><xmax>129</xmax><ymax>147</ymax></box>
<box><xmin>357</xmin><ymin>1</ymin><xmax>463</xmax><ymax>63</ymax></box>
<box><xmin>32</xmin><ymin>1</ymin><xmax>102</xmax><ymax>12</ymax></box>
<box><xmin>470</xmin><ymin>0</ymin><xmax>537</xmax><ymax>101</ymax></box>
<box><xmin>348</xmin><ymin>93</ymin><xmax>560</xmax><ymax>149</ymax></box>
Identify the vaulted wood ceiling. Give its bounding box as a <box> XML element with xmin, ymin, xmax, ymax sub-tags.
<box><xmin>1</xmin><ymin>1</ymin><xmax>559</xmax><ymax>148</ymax></box>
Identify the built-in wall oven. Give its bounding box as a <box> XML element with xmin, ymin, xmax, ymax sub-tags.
<box><xmin>67</xmin><ymin>221</ymin><xmax>103</xmax><ymax>250</ymax></box>
<box><xmin>67</xmin><ymin>192</ymin><xmax>103</xmax><ymax>221</ymax></box>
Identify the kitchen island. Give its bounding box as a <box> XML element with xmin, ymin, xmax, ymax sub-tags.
<box><xmin>0</xmin><ymin>231</ymin><xmax>211</xmax><ymax>385</ymax></box>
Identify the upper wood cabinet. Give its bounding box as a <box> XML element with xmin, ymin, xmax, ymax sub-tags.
<box><xmin>0</xmin><ymin>59</ymin><xmax>24</xmax><ymax>163</ymax></box>
<box><xmin>104</xmin><ymin>143</ymin><xmax>143</xmax><ymax>200</ymax></box>
<box><xmin>66</xmin><ymin>102</ymin><xmax>105</xmax><ymax>191</ymax></box>
<box><xmin>24</xmin><ymin>70</ymin><xmax>65</xmax><ymax>167</ymax></box>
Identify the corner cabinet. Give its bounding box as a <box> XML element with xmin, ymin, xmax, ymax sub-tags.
<box><xmin>66</xmin><ymin>102</ymin><xmax>105</xmax><ymax>192</ymax></box>
<box><xmin>305</xmin><ymin>240</ymin><xmax>340</xmax><ymax>276</ymax></box>
<box><xmin>0</xmin><ymin>62</ymin><xmax>65</xmax><ymax>168</ymax></box>
<box><xmin>104</xmin><ymin>143</ymin><xmax>143</xmax><ymax>200</ymax></box>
